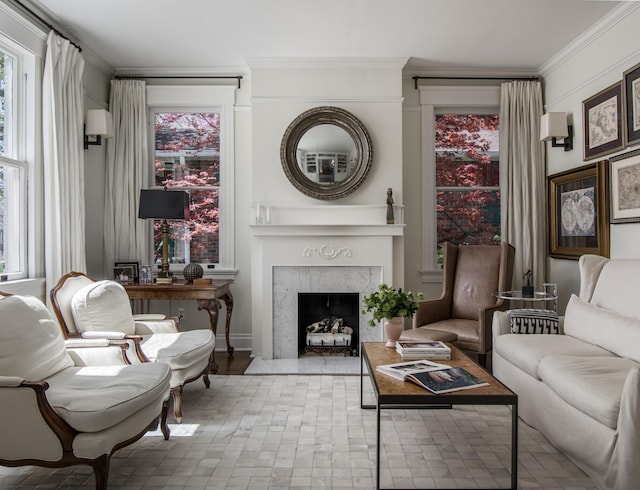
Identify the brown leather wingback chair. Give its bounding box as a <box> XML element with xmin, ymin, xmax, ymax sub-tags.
<box><xmin>401</xmin><ymin>242</ymin><xmax>515</xmax><ymax>367</ymax></box>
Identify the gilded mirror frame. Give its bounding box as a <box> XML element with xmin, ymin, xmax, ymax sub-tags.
<box><xmin>280</xmin><ymin>106</ymin><xmax>373</xmax><ymax>200</ymax></box>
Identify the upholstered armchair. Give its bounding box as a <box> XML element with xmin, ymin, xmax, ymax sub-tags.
<box><xmin>0</xmin><ymin>293</ymin><xmax>171</xmax><ymax>489</ymax></box>
<box><xmin>50</xmin><ymin>272</ymin><xmax>215</xmax><ymax>423</ymax></box>
<box><xmin>401</xmin><ymin>242</ymin><xmax>515</xmax><ymax>367</ymax></box>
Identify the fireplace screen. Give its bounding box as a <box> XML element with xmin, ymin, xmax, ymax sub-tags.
<box><xmin>298</xmin><ymin>293</ymin><xmax>359</xmax><ymax>356</ymax></box>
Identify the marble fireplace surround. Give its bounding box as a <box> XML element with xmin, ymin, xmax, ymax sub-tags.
<box><xmin>250</xmin><ymin>205</ymin><xmax>403</xmax><ymax>360</ymax></box>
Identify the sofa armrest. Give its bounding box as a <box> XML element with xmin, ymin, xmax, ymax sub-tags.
<box><xmin>492</xmin><ymin>310</ymin><xmax>511</xmax><ymax>337</ymax></box>
<box><xmin>81</xmin><ymin>330</ymin><xmax>126</xmax><ymax>340</ymax></box>
<box><xmin>64</xmin><ymin>339</ymin><xmax>131</xmax><ymax>366</ymax></box>
<box><xmin>134</xmin><ymin>318</ymin><xmax>179</xmax><ymax>334</ymax></box>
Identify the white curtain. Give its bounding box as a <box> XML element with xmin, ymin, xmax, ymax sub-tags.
<box><xmin>104</xmin><ymin>79</ymin><xmax>151</xmax><ymax>273</ymax></box>
<box><xmin>499</xmin><ymin>81</ymin><xmax>546</xmax><ymax>291</ymax></box>
<box><xmin>42</xmin><ymin>30</ymin><xmax>86</xmax><ymax>298</ymax></box>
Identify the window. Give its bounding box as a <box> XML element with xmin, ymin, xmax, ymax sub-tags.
<box><xmin>419</xmin><ymin>86</ymin><xmax>501</xmax><ymax>280</ymax></box>
<box><xmin>147</xmin><ymin>86</ymin><xmax>235</xmax><ymax>274</ymax></box>
<box><xmin>153</xmin><ymin>112</ymin><xmax>220</xmax><ymax>265</ymax></box>
<box><xmin>0</xmin><ymin>42</ymin><xmax>28</xmax><ymax>279</ymax></box>
<box><xmin>435</xmin><ymin>113</ymin><xmax>500</xmax><ymax>264</ymax></box>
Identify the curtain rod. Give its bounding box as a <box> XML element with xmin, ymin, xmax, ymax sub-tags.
<box><xmin>114</xmin><ymin>75</ymin><xmax>243</xmax><ymax>89</ymax></box>
<box><xmin>412</xmin><ymin>75</ymin><xmax>540</xmax><ymax>90</ymax></box>
<box><xmin>12</xmin><ymin>0</ymin><xmax>81</xmax><ymax>52</ymax></box>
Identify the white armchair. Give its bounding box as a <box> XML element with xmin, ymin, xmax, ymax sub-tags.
<box><xmin>0</xmin><ymin>293</ymin><xmax>171</xmax><ymax>489</ymax></box>
<box><xmin>50</xmin><ymin>272</ymin><xmax>215</xmax><ymax>423</ymax></box>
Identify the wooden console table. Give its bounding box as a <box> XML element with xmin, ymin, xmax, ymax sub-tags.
<box><xmin>123</xmin><ymin>280</ymin><xmax>234</xmax><ymax>374</ymax></box>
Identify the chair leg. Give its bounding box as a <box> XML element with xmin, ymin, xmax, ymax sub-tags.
<box><xmin>170</xmin><ymin>385</ymin><xmax>183</xmax><ymax>424</ymax></box>
<box><xmin>91</xmin><ymin>454</ymin><xmax>110</xmax><ymax>490</ymax></box>
<box><xmin>202</xmin><ymin>373</ymin><xmax>210</xmax><ymax>388</ymax></box>
<box><xmin>478</xmin><ymin>353</ymin><xmax>487</xmax><ymax>368</ymax></box>
<box><xmin>161</xmin><ymin>399</ymin><xmax>171</xmax><ymax>440</ymax></box>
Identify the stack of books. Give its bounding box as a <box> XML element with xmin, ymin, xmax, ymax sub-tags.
<box><xmin>395</xmin><ymin>341</ymin><xmax>452</xmax><ymax>360</ymax></box>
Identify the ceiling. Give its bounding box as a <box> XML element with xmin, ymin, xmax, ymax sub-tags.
<box><xmin>24</xmin><ymin>0</ymin><xmax>623</xmax><ymax>75</ymax></box>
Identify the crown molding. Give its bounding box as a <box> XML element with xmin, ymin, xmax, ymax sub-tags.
<box><xmin>245</xmin><ymin>57</ymin><xmax>408</xmax><ymax>70</ymax></box>
<box><xmin>539</xmin><ymin>2</ymin><xmax>640</xmax><ymax>78</ymax></box>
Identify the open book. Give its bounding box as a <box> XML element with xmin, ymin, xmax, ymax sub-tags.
<box><xmin>376</xmin><ymin>359</ymin><xmax>451</xmax><ymax>381</ymax></box>
<box><xmin>406</xmin><ymin>367</ymin><xmax>489</xmax><ymax>394</ymax></box>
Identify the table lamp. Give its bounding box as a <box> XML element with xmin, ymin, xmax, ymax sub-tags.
<box><xmin>138</xmin><ymin>188</ymin><xmax>190</xmax><ymax>279</ymax></box>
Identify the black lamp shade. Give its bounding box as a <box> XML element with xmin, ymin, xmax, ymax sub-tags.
<box><xmin>138</xmin><ymin>189</ymin><xmax>190</xmax><ymax>220</ymax></box>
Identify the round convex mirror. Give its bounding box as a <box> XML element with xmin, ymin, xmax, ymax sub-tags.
<box><xmin>280</xmin><ymin>106</ymin><xmax>373</xmax><ymax>200</ymax></box>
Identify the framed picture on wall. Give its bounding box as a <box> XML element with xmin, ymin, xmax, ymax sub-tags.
<box><xmin>624</xmin><ymin>63</ymin><xmax>640</xmax><ymax>147</ymax></box>
<box><xmin>547</xmin><ymin>161</ymin><xmax>609</xmax><ymax>259</ymax></box>
<box><xmin>582</xmin><ymin>81</ymin><xmax>624</xmax><ymax>160</ymax></box>
<box><xmin>609</xmin><ymin>148</ymin><xmax>640</xmax><ymax>223</ymax></box>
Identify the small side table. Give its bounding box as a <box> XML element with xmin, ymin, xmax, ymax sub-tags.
<box><xmin>495</xmin><ymin>284</ymin><xmax>557</xmax><ymax>312</ymax></box>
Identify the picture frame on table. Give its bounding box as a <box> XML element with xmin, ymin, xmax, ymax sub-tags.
<box><xmin>583</xmin><ymin>81</ymin><xmax>624</xmax><ymax>160</ymax></box>
<box><xmin>114</xmin><ymin>261</ymin><xmax>139</xmax><ymax>284</ymax></box>
<box><xmin>609</xmin><ymin>148</ymin><xmax>640</xmax><ymax>224</ymax></box>
<box><xmin>624</xmin><ymin>62</ymin><xmax>640</xmax><ymax>147</ymax></box>
<box><xmin>547</xmin><ymin>161</ymin><xmax>609</xmax><ymax>260</ymax></box>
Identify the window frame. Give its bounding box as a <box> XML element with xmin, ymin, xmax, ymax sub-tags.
<box><xmin>146</xmin><ymin>85</ymin><xmax>236</xmax><ymax>276</ymax></box>
<box><xmin>0</xmin><ymin>31</ymin><xmax>39</xmax><ymax>282</ymax></box>
<box><xmin>419</xmin><ymin>86</ymin><xmax>501</xmax><ymax>283</ymax></box>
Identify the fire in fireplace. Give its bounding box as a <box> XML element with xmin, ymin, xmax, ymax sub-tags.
<box><xmin>298</xmin><ymin>292</ymin><xmax>359</xmax><ymax>357</ymax></box>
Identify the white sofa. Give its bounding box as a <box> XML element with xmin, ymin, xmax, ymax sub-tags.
<box><xmin>492</xmin><ymin>254</ymin><xmax>640</xmax><ymax>490</ymax></box>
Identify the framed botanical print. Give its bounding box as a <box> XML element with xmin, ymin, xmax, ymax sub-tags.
<box><xmin>624</xmin><ymin>63</ymin><xmax>640</xmax><ymax>147</ymax></box>
<box><xmin>547</xmin><ymin>161</ymin><xmax>609</xmax><ymax>259</ymax></box>
<box><xmin>583</xmin><ymin>81</ymin><xmax>624</xmax><ymax>160</ymax></box>
<box><xmin>609</xmin><ymin>148</ymin><xmax>640</xmax><ymax>223</ymax></box>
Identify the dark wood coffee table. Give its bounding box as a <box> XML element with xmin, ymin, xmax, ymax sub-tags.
<box><xmin>360</xmin><ymin>342</ymin><xmax>518</xmax><ymax>490</ymax></box>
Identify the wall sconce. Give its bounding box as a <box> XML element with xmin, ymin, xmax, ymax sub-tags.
<box><xmin>138</xmin><ymin>188</ymin><xmax>190</xmax><ymax>279</ymax></box>
<box><xmin>540</xmin><ymin>112</ymin><xmax>573</xmax><ymax>151</ymax></box>
<box><xmin>84</xmin><ymin>109</ymin><xmax>114</xmax><ymax>149</ymax></box>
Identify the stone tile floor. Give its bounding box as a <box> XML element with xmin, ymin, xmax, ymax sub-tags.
<box><xmin>0</xmin><ymin>375</ymin><xmax>597</xmax><ymax>489</ymax></box>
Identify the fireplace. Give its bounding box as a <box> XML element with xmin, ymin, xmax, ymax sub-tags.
<box><xmin>250</xmin><ymin>204</ymin><xmax>403</xmax><ymax>360</ymax></box>
<box><xmin>298</xmin><ymin>292</ymin><xmax>359</xmax><ymax>357</ymax></box>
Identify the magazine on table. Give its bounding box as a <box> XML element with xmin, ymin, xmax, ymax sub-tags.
<box><xmin>396</xmin><ymin>341</ymin><xmax>451</xmax><ymax>360</ymax></box>
<box><xmin>396</xmin><ymin>341</ymin><xmax>451</xmax><ymax>353</ymax></box>
<box><xmin>397</xmin><ymin>351</ymin><xmax>451</xmax><ymax>360</ymax></box>
<box><xmin>376</xmin><ymin>359</ymin><xmax>451</xmax><ymax>381</ymax></box>
<box><xmin>406</xmin><ymin>367</ymin><xmax>489</xmax><ymax>394</ymax></box>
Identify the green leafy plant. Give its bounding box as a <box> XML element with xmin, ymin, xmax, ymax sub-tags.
<box><xmin>361</xmin><ymin>284</ymin><xmax>424</xmax><ymax>327</ymax></box>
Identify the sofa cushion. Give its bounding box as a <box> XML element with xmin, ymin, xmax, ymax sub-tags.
<box><xmin>45</xmin><ymin>362</ymin><xmax>171</xmax><ymax>432</ymax></box>
<box><xmin>538</xmin><ymin>355</ymin><xmax>639</xmax><ymax>430</ymax></box>
<box><xmin>588</xmin><ymin>258</ymin><xmax>640</xmax><ymax>319</ymax></box>
<box><xmin>140</xmin><ymin>330</ymin><xmax>214</xmax><ymax>370</ymax></box>
<box><xmin>565</xmin><ymin>294</ymin><xmax>640</xmax><ymax>363</ymax></box>
<box><xmin>0</xmin><ymin>295</ymin><xmax>74</xmax><ymax>381</ymax></box>
<box><xmin>71</xmin><ymin>280</ymin><xmax>136</xmax><ymax>335</ymax></box>
<box><xmin>509</xmin><ymin>309</ymin><xmax>559</xmax><ymax>334</ymax></box>
<box><xmin>494</xmin><ymin>333</ymin><xmax>614</xmax><ymax>379</ymax></box>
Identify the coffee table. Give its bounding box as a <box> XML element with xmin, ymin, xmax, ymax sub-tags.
<box><xmin>360</xmin><ymin>342</ymin><xmax>518</xmax><ymax>490</ymax></box>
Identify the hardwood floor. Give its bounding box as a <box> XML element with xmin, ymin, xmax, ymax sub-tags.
<box><xmin>213</xmin><ymin>350</ymin><xmax>253</xmax><ymax>375</ymax></box>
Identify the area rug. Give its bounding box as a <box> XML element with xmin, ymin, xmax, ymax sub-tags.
<box><xmin>0</xmin><ymin>375</ymin><xmax>597</xmax><ymax>489</ymax></box>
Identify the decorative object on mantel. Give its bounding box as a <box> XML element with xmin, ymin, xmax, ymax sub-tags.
<box><xmin>361</xmin><ymin>283</ymin><xmax>424</xmax><ymax>347</ymax></box>
<box><xmin>386</xmin><ymin>188</ymin><xmax>394</xmax><ymax>224</ymax></box>
<box><xmin>183</xmin><ymin>262</ymin><xmax>204</xmax><ymax>283</ymax></box>
<box><xmin>522</xmin><ymin>269</ymin><xmax>534</xmax><ymax>298</ymax></box>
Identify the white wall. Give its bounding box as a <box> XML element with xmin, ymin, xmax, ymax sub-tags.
<box><xmin>541</xmin><ymin>3</ymin><xmax>640</xmax><ymax>312</ymax></box>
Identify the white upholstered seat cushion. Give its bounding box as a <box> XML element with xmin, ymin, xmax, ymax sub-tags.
<box><xmin>538</xmin><ymin>355</ymin><xmax>638</xmax><ymax>429</ymax></box>
<box><xmin>140</xmin><ymin>330</ymin><xmax>214</xmax><ymax>370</ymax></box>
<box><xmin>44</xmin><ymin>362</ymin><xmax>171</xmax><ymax>433</ymax></box>
<box><xmin>0</xmin><ymin>295</ymin><xmax>74</xmax><ymax>380</ymax></box>
<box><xmin>71</xmin><ymin>280</ymin><xmax>136</xmax><ymax>335</ymax></box>
<box><xmin>494</xmin><ymin>333</ymin><xmax>614</xmax><ymax>379</ymax></box>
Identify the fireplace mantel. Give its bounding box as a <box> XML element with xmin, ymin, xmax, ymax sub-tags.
<box><xmin>250</xmin><ymin>204</ymin><xmax>403</xmax><ymax>359</ymax></box>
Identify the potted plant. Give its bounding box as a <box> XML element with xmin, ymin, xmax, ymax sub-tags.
<box><xmin>361</xmin><ymin>283</ymin><xmax>424</xmax><ymax>347</ymax></box>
